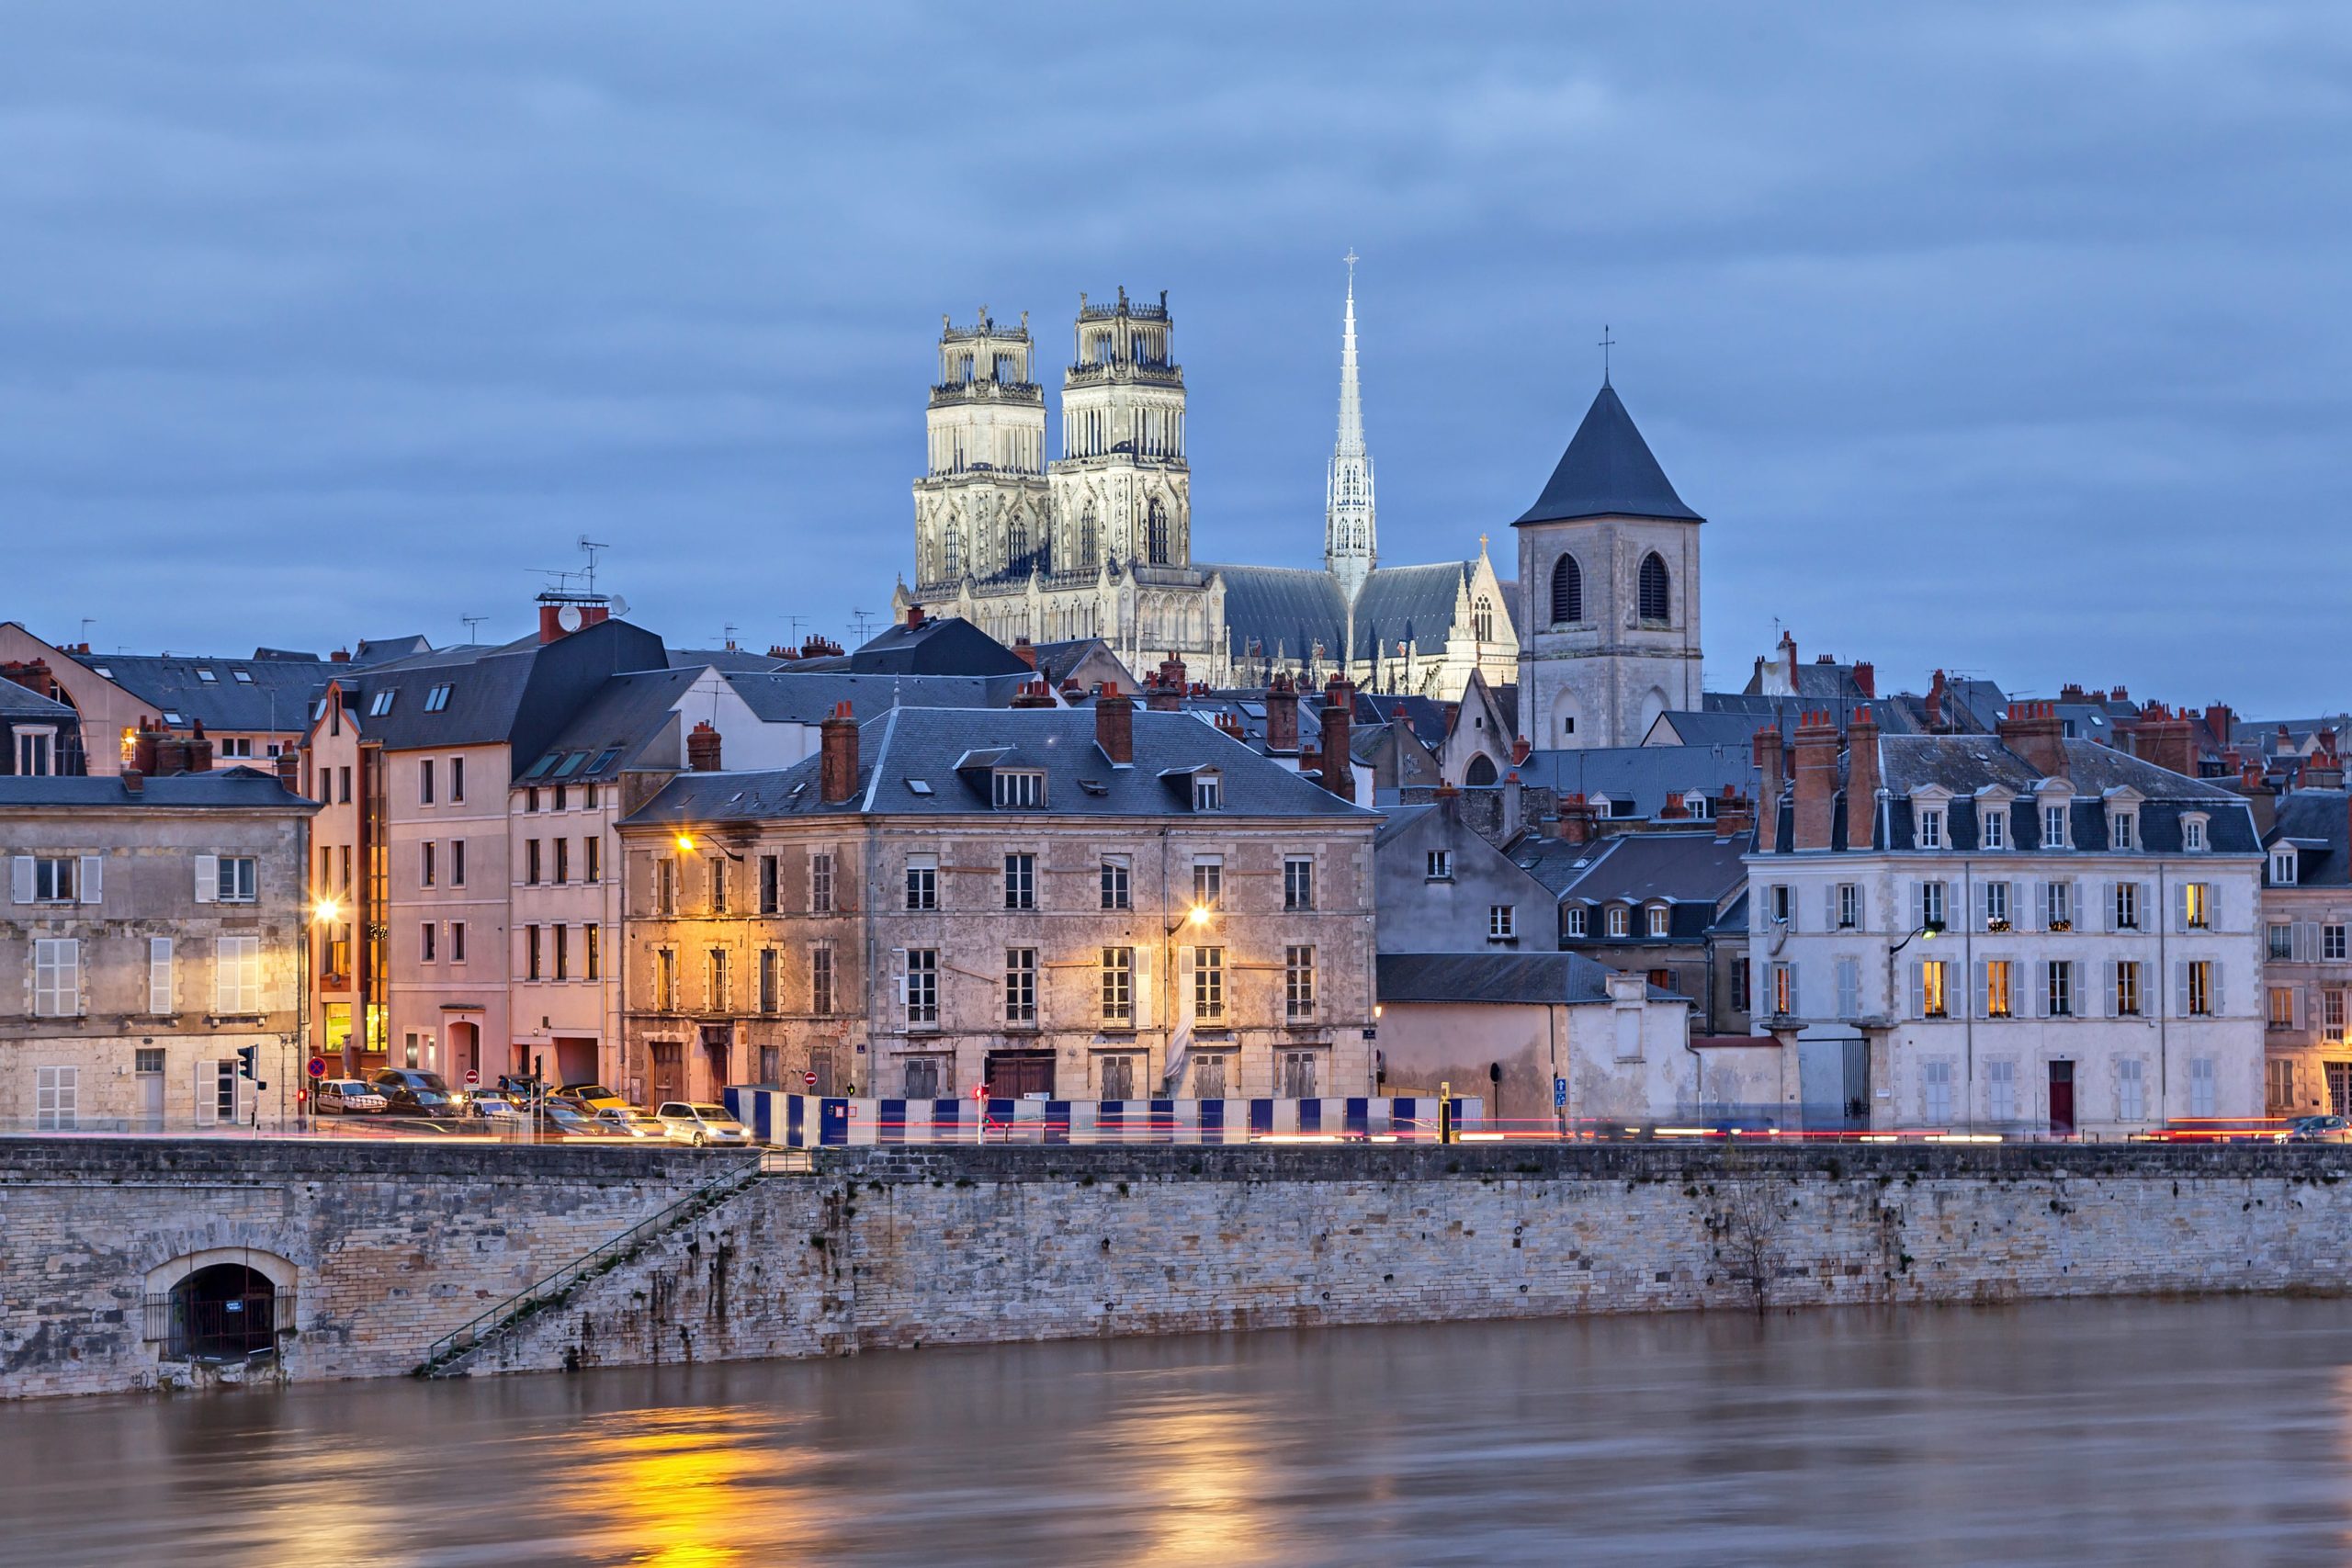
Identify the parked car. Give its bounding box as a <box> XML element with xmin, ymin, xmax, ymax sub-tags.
<box><xmin>370</xmin><ymin>1069</ymin><xmax>466</xmax><ymax>1116</ymax></box>
<box><xmin>467</xmin><ymin>1090</ymin><xmax>524</xmax><ymax>1122</ymax></box>
<box><xmin>558</xmin><ymin>1083</ymin><xmax>630</xmax><ymax>1113</ymax></box>
<box><xmin>314</xmin><ymin>1079</ymin><xmax>386</xmax><ymax>1115</ymax></box>
<box><xmin>2287</xmin><ymin>1114</ymin><xmax>2352</xmax><ymax>1144</ymax></box>
<box><xmin>594</xmin><ymin>1106</ymin><xmax>668</xmax><ymax>1139</ymax></box>
<box><xmin>655</xmin><ymin>1102</ymin><xmax>752</xmax><ymax>1146</ymax></box>
<box><xmin>533</xmin><ymin>1100</ymin><xmax>621</xmax><ymax>1138</ymax></box>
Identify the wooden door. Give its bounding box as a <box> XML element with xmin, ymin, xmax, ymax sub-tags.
<box><xmin>650</xmin><ymin>1042</ymin><xmax>685</xmax><ymax>1107</ymax></box>
<box><xmin>2048</xmin><ymin>1060</ymin><xmax>2075</xmax><ymax>1136</ymax></box>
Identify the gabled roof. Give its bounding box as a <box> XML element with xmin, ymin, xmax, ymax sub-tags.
<box><xmin>80</xmin><ymin>651</ymin><xmax>333</xmax><ymax>733</ymax></box>
<box><xmin>843</xmin><ymin>617</ymin><xmax>1029</xmax><ymax>677</ymax></box>
<box><xmin>513</xmin><ymin>667</ymin><xmax>704</xmax><ymax>783</ymax></box>
<box><xmin>1351</xmin><ymin>561</ymin><xmax>1471</xmax><ymax>658</ymax></box>
<box><xmin>331</xmin><ymin>617</ymin><xmax>669</xmax><ymax>765</ymax></box>
<box><xmin>623</xmin><ymin>707</ymin><xmax>1377</xmax><ymax>828</ymax></box>
<box><xmin>2267</xmin><ymin>791</ymin><xmax>2348</xmax><ymax>886</ymax></box>
<box><xmin>670</xmin><ymin>647</ymin><xmax>789</xmax><ymax>674</ymax></box>
<box><xmin>1517</xmin><ymin>830</ymin><xmax>1748</xmax><ymax>908</ymax></box>
<box><xmin>1510</xmin><ymin>744</ymin><xmax>1755</xmax><ymax>819</ymax></box>
<box><xmin>1512</xmin><ymin>382</ymin><xmax>1702</xmax><ymax>526</ymax></box>
<box><xmin>0</xmin><ymin>766</ymin><xmax>317</xmax><ymax>811</ymax></box>
<box><xmin>0</xmin><ymin>676</ymin><xmax>75</xmax><ymax>720</ymax></box>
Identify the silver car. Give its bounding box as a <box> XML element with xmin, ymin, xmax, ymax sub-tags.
<box><xmin>315</xmin><ymin>1079</ymin><xmax>387</xmax><ymax>1115</ymax></box>
<box><xmin>655</xmin><ymin>1101</ymin><xmax>752</xmax><ymax>1146</ymax></box>
<box><xmin>595</xmin><ymin>1106</ymin><xmax>668</xmax><ymax>1139</ymax></box>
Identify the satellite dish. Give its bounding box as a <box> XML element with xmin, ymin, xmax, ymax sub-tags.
<box><xmin>607</xmin><ymin>594</ymin><xmax>629</xmax><ymax>619</ymax></box>
<box><xmin>556</xmin><ymin>604</ymin><xmax>584</xmax><ymax>632</ymax></box>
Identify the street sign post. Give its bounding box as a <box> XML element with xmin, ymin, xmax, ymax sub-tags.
<box><xmin>804</xmin><ymin>1071</ymin><xmax>818</xmax><ymax>1089</ymax></box>
<box><xmin>308</xmin><ymin>1055</ymin><xmax>327</xmax><ymax>1079</ymax></box>
<box><xmin>464</xmin><ymin>1069</ymin><xmax>480</xmax><ymax>1088</ymax></box>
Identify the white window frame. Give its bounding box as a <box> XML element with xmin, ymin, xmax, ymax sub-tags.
<box><xmin>1425</xmin><ymin>850</ymin><xmax>1453</xmax><ymax>881</ymax></box>
<box><xmin>1488</xmin><ymin>905</ymin><xmax>1516</xmax><ymax>941</ymax></box>
<box><xmin>2272</xmin><ymin>848</ymin><xmax>2299</xmax><ymax>886</ymax></box>
<box><xmin>2041</xmin><ymin>802</ymin><xmax>2070</xmax><ymax>849</ymax></box>
<box><xmin>148</xmin><ymin>937</ymin><xmax>175</xmax><ymax>1014</ymax></box>
<box><xmin>33</xmin><ymin>938</ymin><xmax>80</xmax><ymax>1017</ymax></box>
<box><xmin>2182</xmin><ymin>814</ymin><xmax>2208</xmax><ymax>852</ymax></box>
<box><xmin>904</xmin><ymin>948</ymin><xmax>939</xmax><ymax>1027</ymax></box>
<box><xmin>214</xmin><ymin>935</ymin><xmax>264</xmax><ymax>1014</ymax></box>
<box><xmin>1917</xmin><ymin>807</ymin><xmax>1946</xmax><ymax>850</ymax></box>
<box><xmin>1645</xmin><ymin>905</ymin><xmax>1668</xmax><ymax>938</ymax></box>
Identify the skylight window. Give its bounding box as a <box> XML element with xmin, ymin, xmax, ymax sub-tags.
<box><xmin>368</xmin><ymin>691</ymin><xmax>395</xmax><ymax>716</ymax></box>
<box><xmin>907</xmin><ymin>779</ymin><xmax>933</xmax><ymax>796</ymax></box>
<box><xmin>232</xmin><ymin>669</ymin><xmax>254</xmax><ymax>683</ymax></box>
<box><xmin>553</xmin><ymin>751</ymin><xmax>586</xmax><ymax>777</ymax></box>
<box><xmin>521</xmin><ymin>753</ymin><xmax>560</xmax><ymax>780</ymax></box>
<box><xmin>424</xmin><ymin>683</ymin><xmax>452</xmax><ymax>713</ymax></box>
<box><xmin>162</xmin><ymin>711</ymin><xmax>185</xmax><ymax>726</ymax></box>
<box><xmin>196</xmin><ymin>668</ymin><xmax>218</xmax><ymax>682</ymax></box>
<box><xmin>590</xmin><ymin>747</ymin><xmax>621</xmax><ymax>773</ymax></box>
<box><xmin>92</xmin><ymin>666</ymin><xmax>111</xmax><ymax>678</ymax></box>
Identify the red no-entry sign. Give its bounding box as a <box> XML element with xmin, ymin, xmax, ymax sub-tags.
<box><xmin>804</xmin><ymin>1071</ymin><xmax>818</xmax><ymax>1089</ymax></box>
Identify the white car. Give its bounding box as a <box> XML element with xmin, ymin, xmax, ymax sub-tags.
<box><xmin>595</xmin><ymin>1106</ymin><xmax>668</xmax><ymax>1139</ymax></box>
<box><xmin>315</xmin><ymin>1079</ymin><xmax>387</xmax><ymax>1115</ymax></box>
<box><xmin>655</xmin><ymin>1102</ymin><xmax>752</xmax><ymax>1146</ymax></box>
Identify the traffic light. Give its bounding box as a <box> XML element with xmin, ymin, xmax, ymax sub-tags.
<box><xmin>237</xmin><ymin>1044</ymin><xmax>263</xmax><ymax>1087</ymax></box>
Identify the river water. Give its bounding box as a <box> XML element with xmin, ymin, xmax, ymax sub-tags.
<box><xmin>7</xmin><ymin>1298</ymin><xmax>2352</xmax><ymax>1566</ymax></box>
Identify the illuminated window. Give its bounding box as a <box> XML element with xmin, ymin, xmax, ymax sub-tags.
<box><xmin>2113</xmin><ymin>960</ymin><xmax>2143</xmax><ymax>1017</ymax></box>
<box><xmin>1982</xmin><ymin>959</ymin><xmax>2014</xmax><ymax>1019</ymax></box>
<box><xmin>1919</xmin><ymin>960</ymin><xmax>1950</xmax><ymax>1019</ymax></box>
<box><xmin>2183</xmin><ymin>882</ymin><xmax>2212</xmax><ymax>931</ymax></box>
<box><xmin>1193</xmin><ymin>946</ymin><xmax>1224</xmax><ymax>1021</ymax></box>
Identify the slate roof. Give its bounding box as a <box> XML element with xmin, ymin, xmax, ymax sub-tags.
<box><xmin>1763</xmin><ymin>735</ymin><xmax>2263</xmax><ymax>856</ymax></box>
<box><xmin>1510</xmin><ymin>745</ymin><xmax>1756</xmax><ymax>818</ymax></box>
<box><xmin>1211</xmin><ymin>564</ymin><xmax>1350</xmax><ymax>665</ymax></box>
<box><xmin>2267</xmin><ymin>790</ymin><xmax>2349</xmax><ymax>886</ymax></box>
<box><xmin>1521</xmin><ymin>830</ymin><xmax>1748</xmax><ymax>908</ymax></box>
<box><xmin>1029</xmin><ymin>638</ymin><xmax>1122</xmax><ymax>687</ymax></box>
<box><xmin>1696</xmin><ymin>692</ymin><xmax>1924</xmax><ymax>739</ymax></box>
<box><xmin>0</xmin><ymin>766</ymin><xmax>317</xmax><ymax>811</ymax></box>
<box><xmin>1356</xmin><ymin>692</ymin><xmax>1449</xmax><ymax>749</ymax></box>
<box><xmin>513</xmin><ymin>668</ymin><xmax>703</xmax><ymax>783</ymax></box>
<box><xmin>723</xmin><ymin>671</ymin><xmax>1035</xmax><ymax>725</ymax></box>
<box><xmin>1376</xmin><ymin>951</ymin><xmax>1671</xmax><ymax>1007</ymax></box>
<box><xmin>1351</xmin><ymin>561</ymin><xmax>1470</xmax><ymax>659</ymax></box>
<box><xmin>671</xmin><ymin>648</ymin><xmax>789</xmax><ymax>674</ymax></box>
<box><xmin>0</xmin><ymin>677</ymin><xmax>75</xmax><ymax>719</ymax></box>
<box><xmin>81</xmin><ymin>651</ymin><xmax>332</xmax><ymax>733</ymax></box>
<box><xmin>1512</xmin><ymin>382</ymin><xmax>1702</xmax><ymax>526</ymax></box>
<box><xmin>842</xmin><ymin>617</ymin><xmax>1029</xmax><ymax>677</ymax></box>
<box><xmin>623</xmin><ymin>706</ymin><xmax>1378</xmax><ymax>828</ymax></box>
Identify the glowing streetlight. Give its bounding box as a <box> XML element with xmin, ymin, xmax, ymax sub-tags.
<box><xmin>1187</xmin><ymin>904</ymin><xmax>1212</xmax><ymax>929</ymax></box>
<box><xmin>675</xmin><ymin>832</ymin><xmax>696</xmax><ymax>853</ymax></box>
<box><xmin>312</xmin><ymin>897</ymin><xmax>341</xmax><ymax>924</ymax></box>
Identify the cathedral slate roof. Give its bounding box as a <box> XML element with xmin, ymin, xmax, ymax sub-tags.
<box><xmin>1209</xmin><ymin>564</ymin><xmax>1350</xmax><ymax>666</ymax></box>
<box><xmin>1512</xmin><ymin>382</ymin><xmax>1702</xmax><ymax>526</ymax></box>
<box><xmin>1351</xmin><ymin>562</ymin><xmax>1473</xmax><ymax>659</ymax></box>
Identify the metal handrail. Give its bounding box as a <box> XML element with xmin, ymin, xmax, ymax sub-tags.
<box><xmin>412</xmin><ymin>1153</ymin><xmax>768</xmax><ymax>1376</ymax></box>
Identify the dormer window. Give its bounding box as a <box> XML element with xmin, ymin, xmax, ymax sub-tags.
<box><xmin>1917</xmin><ymin>807</ymin><xmax>1946</xmax><ymax>850</ymax></box>
<box><xmin>2041</xmin><ymin>802</ymin><xmax>2070</xmax><ymax>849</ymax></box>
<box><xmin>368</xmin><ymin>691</ymin><xmax>395</xmax><ymax>716</ymax></box>
<box><xmin>1608</xmin><ymin>907</ymin><xmax>1630</xmax><ymax>938</ymax></box>
<box><xmin>1981</xmin><ymin>807</ymin><xmax>2007</xmax><ymax>850</ymax></box>
<box><xmin>1645</xmin><ymin>905</ymin><xmax>1668</xmax><ymax>938</ymax></box>
<box><xmin>1193</xmin><ymin>772</ymin><xmax>1222</xmax><ymax>811</ymax></box>
<box><xmin>2110</xmin><ymin>809</ymin><xmax>2138</xmax><ymax>851</ymax></box>
<box><xmin>992</xmin><ymin>769</ymin><xmax>1046</xmax><ymax>809</ymax></box>
<box><xmin>2272</xmin><ymin>847</ymin><xmax>2300</xmax><ymax>886</ymax></box>
<box><xmin>2182</xmin><ymin>814</ymin><xmax>2209</xmax><ymax>852</ymax></box>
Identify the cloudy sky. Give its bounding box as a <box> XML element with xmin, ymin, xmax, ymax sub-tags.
<box><xmin>6</xmin><ymin>3</ymin><xmax>2348</xmax><ymax>710</ymax></box>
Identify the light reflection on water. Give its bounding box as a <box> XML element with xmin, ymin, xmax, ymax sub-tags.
<box><xmin>9</xmin><ymin>1298</ymin><xmax>2352</xmax><ymax>1566</ymax></box>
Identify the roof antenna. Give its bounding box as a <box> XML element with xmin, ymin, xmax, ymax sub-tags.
<box><xmin>461</xmin><ymin>615</ymin><xmax>486</xmax><ymax>643</ymax></box>
<box><xmin>576</xmin><ymin>535</ymin><xmax>609</xmax><ymax>595</ymax></box>
<box><xmin>1598</xmin><ymin>324</ymin><xmax>1615</xmax><ymax>387</ymax></box>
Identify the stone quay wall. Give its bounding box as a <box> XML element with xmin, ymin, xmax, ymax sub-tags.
<box><xmin>8</xmin><ymin>1138</ymin><xmax>2352</xmax><ymax>1398</ymax></box>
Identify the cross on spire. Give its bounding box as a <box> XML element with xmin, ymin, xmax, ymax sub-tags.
<box><xmin>1598</xmin><ymin>323</ymin><xmax>1616</xmax><ymax>385</ymax></box>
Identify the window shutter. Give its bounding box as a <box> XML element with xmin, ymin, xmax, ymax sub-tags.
<box><xmin>2103</xmin><ymin>963</ymin><xmax>2119</xmax><ymax>1018</ymax></box>
<box><xmin>1132</xmin><ymin>946</ymin><xmax>1152</xmax><ymax>1028</ymax></box>
<box><xmin>1909</xmin><ymin>961</ymin><xmax>1926</xmax><ymax>1020</ymax></box>
<box><xmin>1973</xmin><ymin>881</ymin><xmax>1988</xmax><ymax>929</ymax></box>
<box><xmin>1853</xmin><ymin>886</ymin><xmax>1866</xmax><ymax>928</ymax></box>
<box><xmin>2069</xmin><ymin>880</ymin><xmax>2082</xmax><ymax>929</ymax></box>
<box><xmin>1973</xmin><ymin>962</ymin><xmax>1988</xmax><ymax>1020</ymax></box>
<box><xmin>2036</xmin><ymin>963</ymin><xmax>2051</xmax><ymax>1019</ymax></box>
<box><xmin>77</xmin><ymin>854</ymin><xmax>102</xmax><ymax>905</ymax></box>
<box><xmin>194</xmin><ymin>854</ymin><xmax>219</xmax><ymax>904</ymax></box>
<box><xmin>11</xmin><ymin>856</ymin><xmax>32</xmax><ymax>904</ymax></box>
<box><xmin>2296</xmin><ymin>922</ymin><xmax>2321</xmax><ymax>963</ymax></box>
<box><xmin>149</xmin><ymin>938</ymin><xmax>173</xmax><ymax>1015</ymax></box>
<box><xmin>2173</xmin><ymin>882</ymin><xmax>2188</xmax><ymax>932</ymax></box>
<box><xmin>2173</xmin><ymin>962</ymin><xmax>2189</xmax><ymax>1019</ymax></box>
<box><xmin>2213</xmin><ymin>964</ymin><xmax>2226</xmax><ymax>1017</ymax></box>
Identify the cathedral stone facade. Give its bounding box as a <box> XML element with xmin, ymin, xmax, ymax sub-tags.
<box><xmin>894</xmin><ymin>272</ymin><xmax>1518</xmax><ymax>701</ymax></box>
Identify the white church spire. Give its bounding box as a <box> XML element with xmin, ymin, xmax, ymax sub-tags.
<box><xmin>1325</xmin><ymin>250</ymin><xmax>1376</xmax><ymax>604</ymax></box>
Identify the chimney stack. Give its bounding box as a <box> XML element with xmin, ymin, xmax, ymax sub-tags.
<box><xmin>1010</xmin><ymin>678</ymin><xmax>1057</xmax><ymax>709</ymax></box>
<box><xmin>1095</xmin><ymin>683</ymin><xmax>1135</xmax><ymax>765</ymax></box>
<box><xmin>686</xmin><ymin>720</ymin><xmax>723</xmax><ymax>773</ymax></box>
<box><xmin>1317</xmin><ymin>678</ymin><xmax>1354</xmax><ymax>804</ymax></box>
<box><xmin>1998</xmin><ymin>700</ymin><xmax>2068</xmax><ymax>778</ymax></box>
<box><xmin>1012</xmin><ymin>637</ymin><xmax>1038</xmax><ymax>671</ymax></box>
<box><xmin>1792</xmin><ymin>709</ymin><xmax>1840</xmax><ymax>851</ymax></box>
<box><xmin>1753</xmin><ymin>725</ymin><xmax>1785</xmax><ymax>852</ymax></box>
<box><xmin>1714</xmin><ymin>786</ymin><xmax>1753</xmax><ymax>841</ymax></box>
<box><xmin>1148</xmin><ymin>660</ymin><xmax>1186</xmax><ymax>712</ymax></box>
<box><xmin>1502</xmin><ymin>770</ymin><xmax>1523</xmax><ymax>838</ymax></box>
<box><xmin>537</xmin><ymin>598</ymin><xmax>611</xmax><ymax>644</ymax></box>
<box><xmin>185</xmin><ymin>720</ymin><xmax>213</xmax><ymax>773</ymax></box>
<box><xmin>274</xmin><ymin>750</ymin><xmax>300</xmax><ymax>790</ymax></box>
<box><xmin>330</xmin><ymin>648</ymin><xmax>351</xmax><ymax>664</ymax></box>
<box><xmin>904</xmin><ymin>603</ymin><xmax>925</xmax><ymax>629</ymax></box>
<box><xmin>1558</xmin><ymin>792</ymin><xmax>1597</xmax><ymax>846</ymax></box>
<box><xmin>120</xmin><ymin>768</ymin><xmax>142</xmax><ymax>796</ymax></box>
<box><xmin>1852</xmin><ymin>661</ymin><xmax>1876</xmax><ymax>699</ymax></box>
<box><xmin>1925</xmin><ymin>670</ymin><xmax>1947</xmax><ymax>732</ymax></box>
<box><xmin>819</xmin><ymin>701</ymin><xmax>860</xmax><ymax>803</ymax></box>
<box><xmin>1265</xmin><ymin>672</ymin><xmax>1299</xmax><ymax>752</ymax></box>
<box><xmin>1846</xmin><ymin>706</ymin><xmax>1881</xmax><ymax>848</ymax></box>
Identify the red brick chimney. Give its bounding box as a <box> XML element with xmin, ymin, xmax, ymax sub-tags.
<box><xmin>131</xmin><ymin>721</ymin><xmax>159</xmax><ymax>777</ymax></box>
<box><xmin>1714</xmin><ymin>786</ymin><xmax>1753</xmax><ymax>841</ymax></box>
<box><xmin>686</xmin><ymin>720</ymin><xmax>723</xmax><ymax>773</ymax></box>
<box><xmin>1511</xmin><ymin>735</ymin><xmax>1532</xmax><ymax>765</ymax></box>
<box><xmin>1265</xmin><ymin>672</ymin><xmax>1299</xmax><ymax>752</ymax></box>
<box><xmin>904</xmin><ymin>603</ymin><xmax>925</xmax><ymax>629</ymax></box>
<box><xmin>1148</xmin><ymin>660</ymin><xmax>1186</xmax><ymax>713</ymax></box>
<box><xmin>1317</xmin><ymin>678</ymin><xmax>1354</xmax><ymax>803</ymax></box>
<box><xmin>1753</xmin><ymin>725</ymin><xmax>1785</xmax><ymax>853</ymax></box>
<box><xmin>2133</xmin><ymin>703</ymin><xmax>2197</xmax><ymax>777</ymax></box>
<box><xmin>537</xmin><ymin>598</ymin><xmax>611</xmax><ymax>644</ymax></box>
<box><xmin>1846</xmin><ymin>706</ymin><xmax>1880</xmax><ymax>848</ymax></box>
<box><xmin>1792</xmin><ymin>709</ymin><xmax>1840</xmax><ymax>851</ymax></box>
<box><xmin>1010</xmin><ymin>678</ymin><xmax>1057</xmax><ymax>709</ymax></box>
<box><xmin>1852</xmin><ymin>661</ymin><xmax>1875</xmax><ymax>699</ymax></box>
<box><xmin>120</xmin><ymin>768</ymin><xmax>142</xmax><ymax>796</ymax></box>
<box><xmin>330</xmin><ymin>648</ymin><xmax>351</xmax><ymax>664</ymax></box>
<box><xmin>184</xmin><ymin>720</ymin><xmax>214</xmax><ymax>773</ymax></box>
<box><xmin>1925</xmin><ymin>670</ymin><xmax>1947</xmax><ymax>732</ymax></box>
<box><xmin>1012</xmin><ymin>637</ymin><xmax>1038</xmax><ymax>671</ymax></box>
<box><xmin>819</xmin><ymin>701</ymin><xmax>859</xmax><ymax>803</ymax></box>
<box><xmin>1095</xmin><ymin>683</ymin><xmax>1135</xmax><ymax>765</ymax></box>
<box><xmin>275</xmin><ymin>750</ymin><xmax>300</xmax><ymax>790</ymax></box>
<box><xmin>1557</xmin><ymin>792</ymin><xmax>1597</xmax><ymax>846</ymax></box>
<box><xmin>1999</xmin><ymin>701</ymin><xmax>2068</xmax><ymax>778</ymax></box>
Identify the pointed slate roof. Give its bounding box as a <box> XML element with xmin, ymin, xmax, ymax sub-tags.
<box><xmin>1512</xmin><ymin>382</ymin><xmax>1702</xmax><ymax>526</ymax></box>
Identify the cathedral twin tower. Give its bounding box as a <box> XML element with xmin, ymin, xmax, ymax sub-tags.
<box><xmin>898</xmin><ymin>265</ymin><xmax>1701</xmax><ymax>747</ymax></box>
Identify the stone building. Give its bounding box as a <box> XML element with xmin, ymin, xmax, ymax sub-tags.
<box><xmin>1</xmin><ymin>674</ymin><xmax>85</xmax><ymax>777</ymax></box>
<box><xmin>1512</xmin><ymin>378</ymin><xmax>1704</xmax><ymax>750</ymax></box>
<box><xmin>1374</xmin><ymin>792</ymin><xmax>1561</xmax><ymax>955</ymax></box>
<box><xmin>895</xmin><ymin>271</ymin><xmax>1519</xmax><ymax>702</ymax></box>
<box><xmin>2255</xmin><ymin>786</ymin><xmax>2352</xmax><ymax>1117</ymax></box>
<box><xmin>0</xmin><ymin>767</ymin><xmax>316</xmax><ymax>1129</ymax></box>
<box><xmin>1747</xmin><ymin>703</ymin><xmax>2267</xmax><ymax>1135</ymax></box>
<box><xmin>617</xmin><ymin>694</ymin><xmax>1380</xmax><ymax>1107</ymax></box>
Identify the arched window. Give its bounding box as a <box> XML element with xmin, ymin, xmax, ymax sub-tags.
<box><xmin>942</xmin><ymin>524</ymin><xmax>965</xmax><ymax>581</ymax></box>
<box><xmin>1146</xmin><ymin>499</ymin><xmax>1170</xmax><ymax>564</ymax></box>
<box><xmin>1464</xmin><ymin>754</ymin><xmax>1499</xmax><ymax>786</ymax></box>
<box><xmin>1078</xmin><ymin>509</ymin><xmax>1099</xmax><ymax>569</ymax></box>
<box><xmin>1639</xmin><ymin>552</ymin><xmax>1671</xmax><ymax>624</ymax></box>
<box><xmin>1550</xmin><ymin>555</ymin><xmax>1583</xmax><ymax>626</ymax></box>
<box><xmin>1473</xmin><ymin>596</ymin><xmax>1494</xmax><ymax>642</ymax></box>
<box><xmin>1007</xmin><ymin>514</ymin><xmax>1029</xmax><ymax>570</ymax></box>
